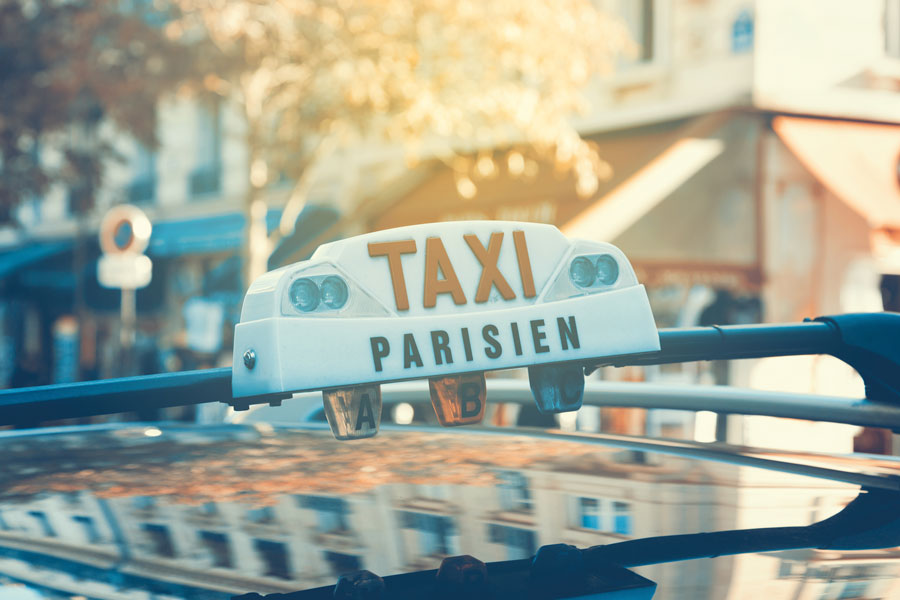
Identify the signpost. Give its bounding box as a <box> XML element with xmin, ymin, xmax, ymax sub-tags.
<box><xmin>97</xmin><ymin>205</ymin><xmax>153</xmax><ymax>375</ymax></box>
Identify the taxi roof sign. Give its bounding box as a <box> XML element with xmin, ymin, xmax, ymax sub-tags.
<box><xmin>232</xmin><ymin>221</ymin><xmax>660</xmax><ymax>404</ymax></box>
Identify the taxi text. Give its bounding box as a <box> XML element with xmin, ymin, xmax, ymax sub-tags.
<box><xmin>368</xmin><ymin>231</ymin><xmax>535</xmax><ymax>311</ymax></box>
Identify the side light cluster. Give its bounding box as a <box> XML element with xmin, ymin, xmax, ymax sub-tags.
<box><xmin>289</xmin><ymin>275</ymin><xmax>349</xmax><ymax>313</ymax></box>
<box><xmin>568</xmin><ymin>254</ymin><xmax>619</xmax><ymax>289</ymax></box>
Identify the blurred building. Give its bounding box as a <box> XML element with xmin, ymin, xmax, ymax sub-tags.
<box><xmin>1</xmin><ymin>0</ymin><xmax>898</xmax><ymax>393</ymax></box>
<box><xmin>375</xmin><ymin>0</ymin><xmax>900</xmax><ymax>329</ymax></box>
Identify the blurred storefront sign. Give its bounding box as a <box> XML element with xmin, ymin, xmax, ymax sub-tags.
<box><xmin>147</xmin><ymin>210</ymin><xmax>281</xmax><ymax>257</ymax></box>
<box><xmin>633</xmin><ymin>262</ymin><xmax>762</xmax><ymax>293</ymax></box>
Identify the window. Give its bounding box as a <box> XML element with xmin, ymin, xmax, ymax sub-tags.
<box><xmin>128</xmin><ymin>142</ymin><xmax>156</xmax><ymax>204</ymax></box>
<box><xmin>297</xmin><ymin>495</ymin><xmax>350</xmax><ymax>533</ymax></box>
<box><xmin>190</xmin><ymin>101</ymin><xmax>222</xmax><ymax>197</ymax></box>
<box><xmin>487</xmin><ymin>524</ymin><xmax>536</xmax><ymax>560</ymax></box>
<box><xmin>72</xmin><ymin>516</ymin><xmax>100</xmax><ymax>544</ymax></box>
<box><xmin>887</xmin><ymin>0</ymin><xmax>900</xmax><ymax>58</ymax></box>
<box><xmin>571</xmin><ymin>497</ymin><xmax>633</xmax><ymax>535</ymax></box>
<box><xmin>612</xmin><ymin>501</ymin><xmax>632</xmax><ymax>535</ymax></box>
<box><xmin>197</xmin><ymin>502</ymin><xmax>219</xmax><ymax>517</ymax></box>
<box><xmin>497</xmin><ymin>471</ymin><xmax>532</xmax><ymax>512</ymax></box>
<box><xmin>132</xmin><ymin>496</ymin><xmax>156</xmax><ymax>511</ymax></box>
<box><xmin>415</xmin><ymin>485</ymin><xmax>447</xmax><ymax>501</ymax></box>
<box><xmin>254</xmin><ymin>539</ymin><xmax>291</xmax><ymax>579</ymax></box>
<box><xmin>28</xmin><ymin>511</ymin><xmax>56</xmax><ymax>537</ymax></box>
<box><xmin>579</xmin><ymin>498</ymin><xmax>600</xmax><ymax>530</ymax></box>
<box><xmin>731</xmin><ymin>9</ymin><xmax>754</xmax><ymax>54</ymax></box>
<box><xmin>246</xmin><ymin>506</ymin><xmax>277</xmax><ymax>524</ymax></box>
<box><xmin>398</xmin><ymin>512</ymin><xmax>457</xmax><ymax>557</ymax></box>
<box><xmin>821</xmin><ymin>579</ymin><xmax>873</xmax><ymax>600</ymax></box>
<box><xmin>61</xmin><ymin>492</ymin><xmax>82</xmax><ymax>506</ymax></box>
<box><xmin>67</xmin><ymin>184</ymin><xmax>90</xmax><ymax>218</ymax></box>
<box><xmin>597</xmin><ymin>0</ymin><xmax>655</xmax><ymax>67</ymax></box>
<box><xmin>323</xmin><ymin>551</ymin><xmax>361</xmax><ymax>576</ymax></box>
<box><xmin>142</xmin><ymin>523</ymin><xmax>175</xmax><ymax>557</ymax></box>
<box><xmin>198</xmin><ymin>531</ymin><xmax>232</xmax><ymax>568</ymax></box>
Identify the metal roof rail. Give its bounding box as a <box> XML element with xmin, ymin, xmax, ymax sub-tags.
<box><xmin>2</xmin><ymin>313</ymin><xmax>899</xmax><ymax>426</ymax></box>
<box><xmin>248</xmin><ymin>379</ymin><xmax>900</xmax><ymax>432</ymax></box>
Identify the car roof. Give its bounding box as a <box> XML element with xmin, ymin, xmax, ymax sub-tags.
<box><xmin>2</xmin><ymin>422</ymin><xmax>899</xmax><ymax>597</ymax></box>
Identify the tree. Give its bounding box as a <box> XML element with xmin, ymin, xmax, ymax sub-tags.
<box><xmin>0</xmin><ymin>0</ymin><xmax>195</xmax><ymax>223</ymax></box>
<box><xmin>170</xmin><ymin>0</ymin><xmax>634</xmax><ymax>281</ymax></box>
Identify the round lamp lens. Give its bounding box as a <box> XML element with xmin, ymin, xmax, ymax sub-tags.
<box><xmin>320</xmin><ymin>275</ymin><xmax>349</xmax><ymax>309</ymax></box>
<box><xmin>569</xmin><ymin>256</ymin><xmax>596</xmax><ymax>288</ymax></box>
<box><xmin>595</xmin><ymin>254</ymin><xmax>619</xmax><ymax>285</ymax></box>
<box><xmin>289</xmin><ymin>278</ymin><xmax>320</xmax><ymax>312</ymax></box>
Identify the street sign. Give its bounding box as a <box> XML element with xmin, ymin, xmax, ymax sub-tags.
<box><xmin>97</xmin><ymin>204</ymin><xmax>154</xmax><ymax>376</ymax></box>
<box><xmin>97</xmin><ymin>253</ymin><xmax>153</xmax><ymax>290</ymax></box>
<box><xmin>97</xmin><ymin>204</ymin><xmax>153</xmax><ymax>290</ymax></box>
<box><xmin>99</xmin><ymin>204</ymin><xmax>152</xmax><ymax>256</ymax></box>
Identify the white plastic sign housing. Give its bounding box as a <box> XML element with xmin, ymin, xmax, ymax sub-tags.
<box><xmin>232</xmin><ymin>221</ymin><xmax>660</xmax><ymax>399</ymax></box>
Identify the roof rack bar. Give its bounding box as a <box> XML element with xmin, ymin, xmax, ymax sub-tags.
<box><xmin>279</xmin><ymin>380</ymin><xmax>899</xmax><ymax>431</ymax></box>
<box><xmin>1</xmin><ymin>313</ymin><xmax>898</xmax><ymax>425</ymax></box>
<box><xmin>594</xmin><ymin>314</ymin><xmax>900</xmax><ymax>404</ymax></box>
<box><xmin>0</xmin><ymin>368</ymin><xmax>231</xmax><ymax>426</ymax></box>
<box><xmin>596</xmin><ymin>321</ymin><xmax>840</xmax><ymax>368</ymax></box>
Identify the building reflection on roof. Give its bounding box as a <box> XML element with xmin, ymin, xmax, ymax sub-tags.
<box><xmin>0</xmin><ymin>425</ymin><xmax>898</xmax><ymax>599</ymax></box>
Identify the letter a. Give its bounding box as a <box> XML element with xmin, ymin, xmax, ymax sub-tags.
<box><xmin>355</xmin><ymin>394</ymin><xmax>377</xmax><ymax>431</ymax></box>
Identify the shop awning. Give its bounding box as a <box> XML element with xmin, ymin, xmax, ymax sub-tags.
<box><xmin>561</xmin><ymin>136</ymin><xmax>725</xmax><ymax>241</ymax></box>
<box><xmin>370</xmin><ymin>111</ymin><xmax>762</xmax><ymax>293</ymax></box>
<box><xmin>773</xmin><ymin>116</ymin><xmax>900</xmax><ymax>229</ymax></box>
<box><xmin>0</xmin><ymin>241</ymin><xmax>71</xmax><ymax>279</ymax></box>
<box><xmin>147</xmin><ymin>210</ymin><xmax>282</xmax><ymax>257</ymax></box>
<box><xmin>371</xmin><ymin>116</ymin><xmax>726</xmax><ymax>232</ymax></box>
<box><xmin>563</xmin><ymin>112</ymin><xmax>763</xmax><ymax>293</ymax></box>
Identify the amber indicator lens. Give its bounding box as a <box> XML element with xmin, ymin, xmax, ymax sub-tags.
<box><xmin>322</xmin><ymin>384</ymin><xmax>382</xmax><ymax>440</ymax></box>
<box><xmin>528</xmin><ymin>363</ymin><xmax>584</xmax><ymax>414</ymax></box>
<box><xmin>428</xmin><ymin>372</ymin><xmax>487</xmax><ymax>426</ymax></box>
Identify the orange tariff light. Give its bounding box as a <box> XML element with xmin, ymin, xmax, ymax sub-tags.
<box><xmin>322</xmin><ymin>384</ymin><xmax>382</xmax><ymax>440</ymax></box>
<box><xmin>428</xmin><ymin>372</ymin><xmax>487</xmax><ymax>426</ymax></box>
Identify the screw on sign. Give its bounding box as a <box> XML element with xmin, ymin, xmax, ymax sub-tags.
<box><xmin>231</xmin><ymin>221</ymin><xmax>661</xmax><ymax>441</ymax></box>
